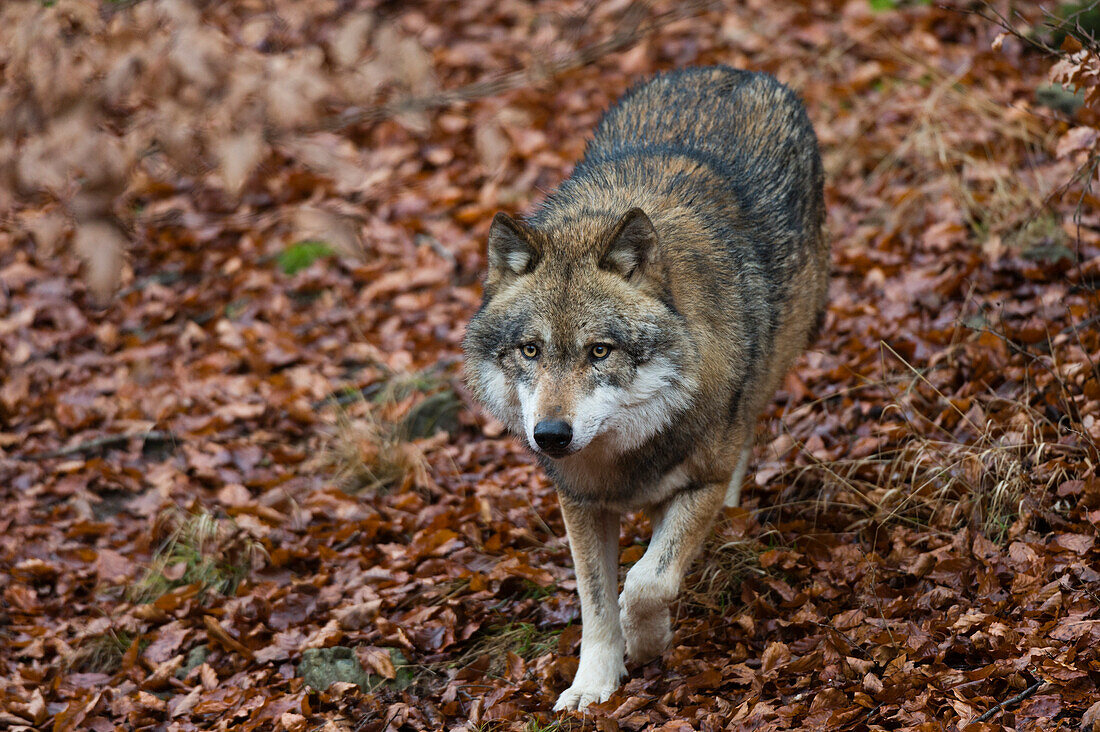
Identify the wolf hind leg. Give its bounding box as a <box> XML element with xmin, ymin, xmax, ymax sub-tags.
<box><xmin>723</xmin><ymin>442</ymin><xmax>753</xmax><ymax>508</ymax></box>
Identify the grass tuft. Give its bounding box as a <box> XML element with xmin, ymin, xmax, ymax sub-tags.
<box><xmin>799</xmin><ymin>436</ymin><xmax>1029</xmax><ymax>542</ymax></box>
<box><xmin>318</xmin><ymin>369</ymin><xmax>460</xmax><ymax>494</ymax></box>
<box><xmin>321</xmin><ymin>403</ymin><xmax>431</xmax><ymax>494</ymax></box>
<box><xmin>854</xmin><ymin>44</ymin><xmax>1057</xmax><ymax>254</ymax></box>
<box><xmin>771</xmin><ymin>342</ymin><xmax>1082</xmax><ymax>543</ymax></box>
<box><xmin>525</xmin><ymin>719</ymin><xmax>577</xmax><ymax>732</ymax></box>
<box><xmin>369</xmin><ymin>370</ymin><xmax>446</xmax><ymax>406</ymax></box>
<box><xmin>449</xmin><ymin>622</ymin><xmax>559</xmax><ymax>676</ymax></box>
<box><xmin>683</xmin><ymin>525</ymin><xmax>779</xmax><ymax>612</ymax></box>
<box><xmin>128</xmin><ymin>508</ymin><xmax>264</xmax><ymax>604</ymax></box>
<box><xmin>66</xmin><ymin>629</ymin><xmax>135</xmax><ymax>674</ymax></box>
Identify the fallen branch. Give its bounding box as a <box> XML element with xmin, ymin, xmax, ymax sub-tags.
<box><xmin>202</xmin><ymin>615</ymin><xmax>256</xmax><ymax>661</ymax></box>
<box><xmin>320</xmin><ymin>0</ymin><xmax>718</xmax><ymax>132</ymax></box>
<box><xmin>315</xmin><ymin>382</ymin><xmax>385</xmax><ymax>410</ymax></box>
<box><xmin>974</xmin><ymin>680</ymin><xmax>1046</xmax><ymax>723</ymax></box>
<box><xmin>25</xmin><ymin>430</ymin><xmax>177</xmax><ymax>461</ymax></box>
<box><xmin>808</xmin><ymin>620</ymin><xmax>874</xmax><ymax>661</ymax></box>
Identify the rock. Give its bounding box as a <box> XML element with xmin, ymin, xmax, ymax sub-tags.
<box><xmin>1036</xmin><ymin>84</ymin><xmax>1085</xmax><ymax>117</ymax></box>
<box><xmin>399</xmin><ymin>389</ymin><xmax>461</xmax><ymax>439</ymax></box>
<box><xmin>175</xmin><ymin>645</ymin><xmax>209</xmax><ymax>680</ymax></box>
<box><xmin>297</xmin><ymin>646</ymin><xmax>371</xmax><ymax>691</ymax></box>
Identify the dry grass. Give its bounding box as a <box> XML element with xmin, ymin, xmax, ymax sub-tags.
<box><xmin>367</xmin><ymin>370</ymin><xmax>445</xmax><ymax>409</ymax></box>
<box><xmin>66</xmin><ymin>629</ymin><xmax>135</xmax><ymax>674</ymax></box>
<box><xmin>320</xmin><ymin>402</ymin><xmax>432</xmax><ymax>494</ymax></box>
<box><xmin>786</xmin><ymin>41</ymin><xmax>1093</xmax><ymax>543</ymax></box>
<box><xmin>128</xmin><ymin>509</ymin><xmax>265</xmax><ymax>604</ymax></box>
<box><xmin>793</xmin><ymin>433</ymin><xmax>1031</xmax><ymax>542</ymax></box>
<box><xmin>854</xmin><ymin>44</ymin><xmax>1065</xmax><ymax>255</ymax></box>
<box><xmin>317</xmin><ymin>369</ymin><xmax>462</xmax><ymax>494</ymax></box>
<box><xmin>448</xmin><ymin>622</ymin><xmax>560</xmax><ymax>676</ymax></box>
<box><xmin>683</xmin><ymin>524</ymin><xmax>783</xmax><ymax>612</ymax></box>
<box><xmin>773</xmin><ymin>344</ymin><xmax>1087</xmax><ymax>543</ymax></box>
<box><xmin>910</xmin><ymin>90</ymin><xmax>1054</xmax><ymax>251</ymax></box>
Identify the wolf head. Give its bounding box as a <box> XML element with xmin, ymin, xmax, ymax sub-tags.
<box><xmin>463</xmin><ymin>208</ymin><xmax>696</xmax><ymax>459</ymax></box>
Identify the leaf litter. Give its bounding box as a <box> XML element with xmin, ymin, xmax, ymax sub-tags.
<box><xmin>1</xmin><ymin>0</ymin><xmax>1098</xmax><ymax>730</ymax></box>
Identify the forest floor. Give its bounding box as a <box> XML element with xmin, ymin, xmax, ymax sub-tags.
<box><xmin>2</xmin><ymin>1</ymin><xmax>1099</xmax><ymax>730</ymax></box>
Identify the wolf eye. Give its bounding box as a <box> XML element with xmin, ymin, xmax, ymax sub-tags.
<box><xmin>521</xmin><ymin>343</ymin><xmax>540</xmax><ymax>359</ymax></box>
<box><xmin>589</xmin><ymin>344</ymin><xmax>612</xmax><ymax>361</ymax></box>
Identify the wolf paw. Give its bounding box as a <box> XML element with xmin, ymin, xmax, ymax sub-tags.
<box><xmin>621</xmin><ymin>603</ymin><xmax>672</xmax><ymax>663</ymax></box>
<box><xmin>620</xmin><ymin>570</ymin><xmax>674</xmax><ymax>664</ymax></box>
<box><xmin>553</xmin><ymin>679</ymin><xmax>620</xmax><ymax>712</ymax></box>
<box><xmin>553</xmin><ymin>648</ymin><xmax>626</xmax><ymax>712</ymax></box>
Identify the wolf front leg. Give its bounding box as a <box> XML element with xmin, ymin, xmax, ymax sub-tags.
<box><xmin>553</xmin><ymin>498</ymin><xmax>626</xmax><ymax>712</ymax></box>
<box><xmin>620</xmin><ymin>481</ymin><xmax>726</xmax><ymax>663</ymax></box>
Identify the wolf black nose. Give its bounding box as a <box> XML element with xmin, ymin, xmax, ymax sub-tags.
<box><xmin>534</xmin><ymin>419</ymin><xmax>573</xmax><ymax>451</ymax></box>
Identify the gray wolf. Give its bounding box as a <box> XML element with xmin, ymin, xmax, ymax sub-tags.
<box><xmin>462</xmin><ymin>66</ymin><xmax>828</xmax><ymax>711</ymax></box>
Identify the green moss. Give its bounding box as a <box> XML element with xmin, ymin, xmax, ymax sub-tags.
<box><xmin>277</xmin><ymin>240</ymin><xmax>334</xmax><ymax>275</ymax></box>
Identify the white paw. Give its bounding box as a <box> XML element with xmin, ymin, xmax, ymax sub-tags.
<box><xmin>553</xmin><ymin>677</ymin><xmax>621</xmax><ymax>711</ymax></box>
<box><xmin>553</xmin><ymin>649</ymin><xmax>626</xmax><ymax>712</ymax></box>
<box><xmin>620</xmin><ymin>570</ymin><xmax>674</xmax><ymax>663</ymax></box>
<box><xmin>621</xmin><ymin>602</ymin><xmax>671</xmax><ymax>663</ymax></box>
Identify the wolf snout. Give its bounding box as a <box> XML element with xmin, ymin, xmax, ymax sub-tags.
<box><xmin>534</xmin><ymin>418</ymin><xmax>573</xmax><ymax>453</ymax></box>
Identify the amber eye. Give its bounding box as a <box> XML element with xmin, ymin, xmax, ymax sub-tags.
<box><xmin>589</xmin><ymin>344</ymin><xmax>612</xmax><ymax>361</ymax></box>
<box><xmin>521</xmin><ymin>343</ymin><xmax>540</xmax><ymax>359</ymax></box>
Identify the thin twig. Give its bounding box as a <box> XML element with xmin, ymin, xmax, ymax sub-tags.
<box><xmin>318</xmin><ymin>0</ymin><xmax>718</xmax><ymax>133</ymax></box>
<box><xmin>23</xmin><ymin>430</ymin><xmax>177</xmax><ymax>460</ymax></box>
<box><xmin>974</xmin><ymin>680</ymin><xmax>1046</xmax><ymax>723</ymax></box>
<box><xmin>1060</xmin><ymin>312</ymin><xmax>1100</xmax><ymax>336</ymax></box>
<box><xmin>315</xmin><ymin>382</ymin><xmax>386</xmax><ymax>410</ymax></box>
<box><xmin>99</xmin><ymin>0</ymin><xmax>147</xmax><ymax>18</ymax></box>
<box><xmin>807</xmin><ymin>620</ymin><xmax>874</xmax><ymax>661</ymax></box>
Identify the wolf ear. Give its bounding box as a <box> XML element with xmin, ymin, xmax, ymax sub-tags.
<box><xmin>486</xmin><ymin>212</ymin><xmax>540</xmax><ymax>284</ymax></box>
<box><xmin>599</xmin><ymin>208</ymin><xmax>658</xmax><ymax>280</ymax></box>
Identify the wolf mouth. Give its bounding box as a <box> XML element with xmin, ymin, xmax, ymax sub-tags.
<box><xmin>537</xmin><ymin>445</ymin><xmax>576</xmax><ymax>459</ymax></box>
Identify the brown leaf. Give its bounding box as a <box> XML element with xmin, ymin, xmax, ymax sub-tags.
<box><xmin>215</xmin><ymin>130</ymin><xmax>266</xmax><ymax>196</ymax></box>
<box><xmin>760</xmin><ymin>641</ymin><xmax>791</xmax><ymax>676</ymax></box>
<box><xmin>329</xmin><ymin>12</ymin><xmax>374</xmax><ymax>67</ymax></box>
<box><xmin>200</xmin><ymin>663</ymin><xmax>219</xmax><ymax>690</ymax></box>
<box><xmin>144</xmin><ymin>623</ymin><xmax>189</xmax><ymax>664</ymax></box>
<box><xmin>1082</xmin><ymin>699</ymin><xmax>1100</xmax><ymax>732</ymax></box>
<box><xmin>72</xmin><ymin>219</ymin><xmax>126</xmax><ymax>302</ymax></box>
<box><xmin>202</xmin><ymin>615</ymin><xmax>255</xmax><ymax>660</ymax></box>
<box><xmin>1054</xmin><ymin>533</ymin><xmax>1094</xmax><ymax>554</ymax></box>
<box><xmin>278</xmin><ymin>712</ymin><xmax>309</xmax><ymax>732</ymax></box>
<box><xmin>862</xmin><ymin>672</ymin><xmax>883</xmax><ymax>695</ymax></box>
<box><xmin>293</xmin><ymin>206</ymin><xmax>363</xmax><ymax>258</ymax></box>
<box><xmin>1056</xmin><ymin>126</ymin><xmax>1098</xmax><ymax>159</ymax></box>
<box><xmin>169</xmin><ymin>686</ymin><xmax>203</xmax><ymax>718</ymax></box>
<box><xmin>1049</xmin><ymin>617</ymin><xmax>1100</xmax><ymax>642</ymax></box>
<box><xmin>374</xmin><ymin>23</ymin><xmax>436</xmax><ymax>95</ymax></box>
<box><xmin>10</xmin><ymin>689</ymin><xmax>48</xmax><ymax>725</ymax></box>
<box><xmin>94</xmin><ymin>548</ymin><xmax>134</xmax><ymax>583</ymax></box>
<box><xmin>23</xmin><ymin>209</ymin><xmax>69</xmax><ymax>255</ymax></box>
<box><xmin>362</xmin><ymin>647</ymin><xmax>395</xmax><ymax>678</ymax></box>
<box><xmin>475</xmin><ymin>120</ymin><xmax>510</xmax><ymax>173</ymax></box>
